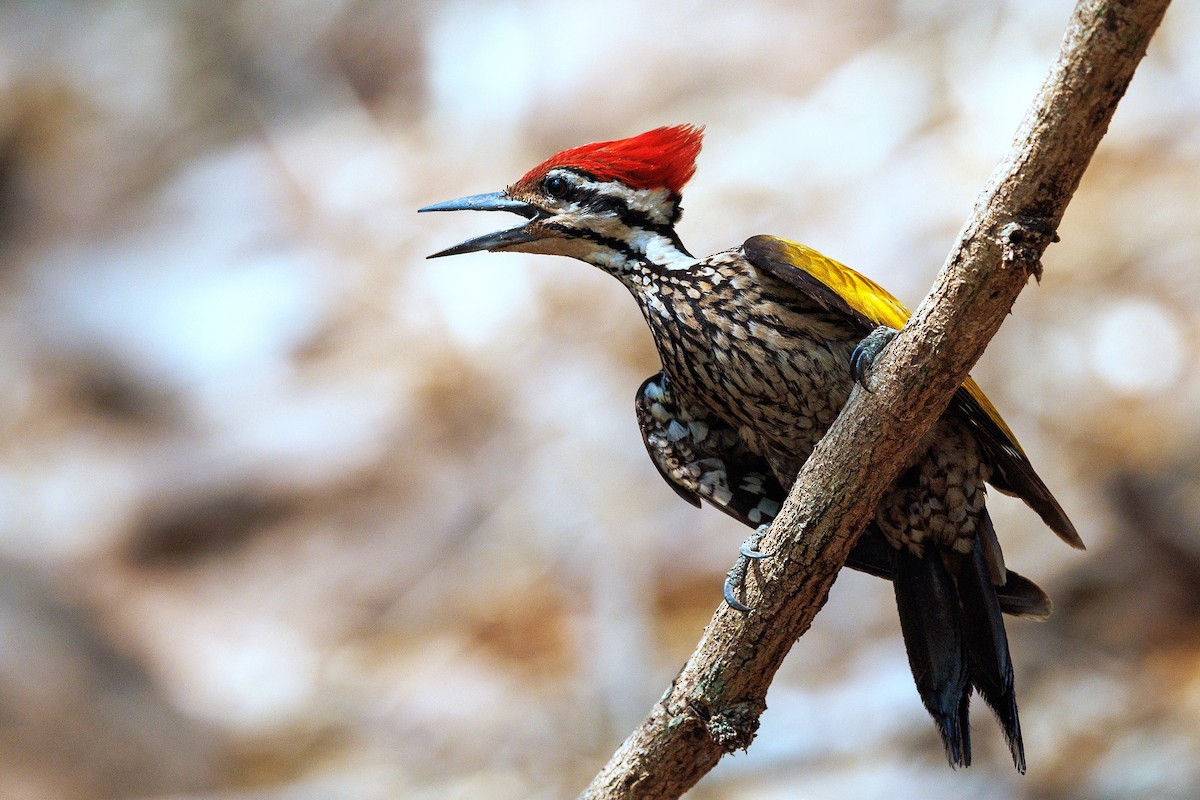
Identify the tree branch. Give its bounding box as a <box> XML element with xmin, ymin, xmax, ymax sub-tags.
<box><xmin>577</xmin><ymin>1</ymin><xmax>1171</xmax><ymax>797</ymax></box>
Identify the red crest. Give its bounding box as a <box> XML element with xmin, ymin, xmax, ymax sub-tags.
<box><xmin>517</xmin><ymin>125</ymin><xmax>704</xmax><ymax>195</ymax></box>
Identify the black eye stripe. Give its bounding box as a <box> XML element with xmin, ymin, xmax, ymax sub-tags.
<box><xmin>540</xmin><ymin>170</ymin><xmax>691</xmax><ymax>257</ymax></box>
<box><xmin>573</xmin><ymin>185</ymin><xmax>683</xmax><ymax>231</ymax></box>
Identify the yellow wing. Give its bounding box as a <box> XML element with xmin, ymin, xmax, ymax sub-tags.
<box><xmin>742</xmin><ymin>234</ymin><xmax>1082</xmax><ymax>549</ymax></box>
<box><xmin>755</xmin><ymin>236</ymin><xmax>912</xmax><ymax>330</ymax></box>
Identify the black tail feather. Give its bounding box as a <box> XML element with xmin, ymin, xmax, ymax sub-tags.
<box><xmin>849</xmin><ymin>529</ymin><xmax>1052</xmax><ymax>619</ymax></box>
<box><xmin>862</xmin><ymin>524</ymin><xmax>1039</xmax><ymax>771</ymax></box>
<box><xmin>994</xmin><ymin>570</ymin><xmax>1052</xmax><ymax>620</ymax></box>
<box><xmin>893</xmin><ymin>546</ymin><xmax>972</xmax><ymax>768</ymax></box>
<box><xmin>954</xmin><ymin>528</ymin><xmax>1027</xmax><ymax>773</ymax></box>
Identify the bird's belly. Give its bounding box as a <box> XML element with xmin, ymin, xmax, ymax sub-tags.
<box><xmin>664</xmin><ymin>332</ymin><xmax>857</xmax><ymax>486</ymax></box>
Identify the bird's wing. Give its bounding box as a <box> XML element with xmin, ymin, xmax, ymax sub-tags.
<box><xmin>635</xmin><ymin>372</ymin><xmax>781</xmax><ymax>525</ymax></box>
<box><xmin>743</xmin><ymin>234</ymin><xmax>910</xmax><ymax>330</ymax></box>
<box><xmin>742</xmin><ymin>234</ymin><xmax>1082</xmax><ymax>549</ymax></box>
<box><xmin>951</xmin><ymin>389</ymin><xmax>1082</xmax><ymax>547</ymax></box>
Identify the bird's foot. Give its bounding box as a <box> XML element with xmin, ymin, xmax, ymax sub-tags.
<box><xmin>723</xmin><ymin>525</ymin><xmax>772</xmax><ymax>613</ymax></box>
<box><xmin>850</xmin><ymin>325</ymin><xmax>899</xmax><ymax>391</ymax></box>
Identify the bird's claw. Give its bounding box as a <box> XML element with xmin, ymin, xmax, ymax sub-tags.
<box><xmin>850</xmin><ymin>326</ymin><xmax>899</xmax><ymax>391</ymax></box>
<box><xmin>724</xmin><ymin>526</ymin><xmax>772</xmax><ymax>613</ymax></box>
<box><xmin>722</xmin><ymin>576</ymin><xmax>753</xmax><ymax>613</ymax></box>
<box><xmin>739</xmin><ymin>540</ymin><xmax>769</xmax><ymax>559</ymax></box>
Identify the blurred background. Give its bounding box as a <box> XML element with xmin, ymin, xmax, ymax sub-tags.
<box><xmin>0</xmin><ymin>1</ymin><xmax>1198</xmax><ymax>798</ymax></box>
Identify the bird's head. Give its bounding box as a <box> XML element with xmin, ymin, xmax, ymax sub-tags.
<box><xmin>420</xmin><ymin>125</ymin><xmax>704</xmax><ymax>274</ymax></box>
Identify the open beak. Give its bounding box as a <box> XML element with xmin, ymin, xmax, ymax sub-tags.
<box><xmin>418</xmin><ymin>191</ymin><xmax>543</xmax><ymax>258</ymax></box>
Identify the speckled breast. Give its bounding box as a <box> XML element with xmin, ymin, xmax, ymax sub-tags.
<box><xmin>638</xmin><ymin>251</ymin><xmax>862</xmax><ymax>488</ymax></box>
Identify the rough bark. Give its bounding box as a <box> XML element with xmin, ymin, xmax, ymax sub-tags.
<box><xmin>577</xmin><ymin>0</ymin><xmax>1171</xmax><ymax>797</ymax></box>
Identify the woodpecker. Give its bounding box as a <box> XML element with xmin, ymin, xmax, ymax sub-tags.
<box><xmin>420</xmin><ymin>125</ymin><xmax>1083</xmax><ymax>771</ymax></box>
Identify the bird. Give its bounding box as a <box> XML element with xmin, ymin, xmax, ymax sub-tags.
<box><xmin>419</xmin><ymin>125</ymin><xmax>1084</xmax><ymax>772</ymax></box>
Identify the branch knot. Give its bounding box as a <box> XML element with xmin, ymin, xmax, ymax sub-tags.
<box><xmin>701</xmin><ymin>701</ymin><xmax>762</xmax><ymax>753</ymax></box>
<box><xmin>998</xmin><ymin>217</ymin><xmax>1060</xmax><ymax>282</ymax></box>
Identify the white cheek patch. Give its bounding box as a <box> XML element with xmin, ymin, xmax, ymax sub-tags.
<box><xmin>628</xmin><ymin>229</ymin><xmax>693</xmax><ymax>268</ymax></box>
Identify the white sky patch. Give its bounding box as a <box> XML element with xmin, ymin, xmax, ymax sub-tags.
<box><xmin>417</xmin><ymin>257</ymin><xmax>539</xmax><ymax>350</ymax></box>
<box><xmin>714</xmin><ymin>41</ymin><xmax>935</xmax><ymax>188</ymax></box>
<box><xmin>717</xmin><ymin>641</ymin><xmax>929</xmax><ymax>770</ymax></box>
<box><xmin>425</xmin><ymin>3</ymin><xmax>536</xmax><ymax>140</ymax></box>
<box><xmin>31</xmin><ymin>144</ymin><xmax>326</xmax><ymax>397</ymax></box>
<box><xmin>154</xmin><ymin>611</ymin><xmax>320</xmax><ymax>731</ymax></box>
<box><xmin>1088</xmin><ymin>298</ymin><xmax>1187</xmax><ymax>395</ymax></box>
<box><xmin>0</xmin><ymin>447</ymin><xmax>138</xmax><ymax>561</ymax></box>
<box><xmin>424</xmin><ymin>0</ymin><xmax>639</xmax><ymax>141</ymax></box>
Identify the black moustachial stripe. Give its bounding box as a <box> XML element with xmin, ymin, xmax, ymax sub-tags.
<box><xmin>540</xmin><ymin>221</ymin><xmax>657</xmax><ymax>269</ymax></box>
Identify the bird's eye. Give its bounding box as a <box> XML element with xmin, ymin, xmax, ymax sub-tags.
<box><xmin>543</xmin><ymin>174</ymin><xmax>570</xmax><ymax>199</ymax></box>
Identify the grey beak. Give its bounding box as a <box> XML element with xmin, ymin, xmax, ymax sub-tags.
<box><xmin>419</xmin><ymin>191</ymin><xmax>543</xmax><ymax>258</ymax></box>
<box><xmin>418</xmin><ymin>191</ymin><xmax>539</xmax><ymax>217</ymax></box>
